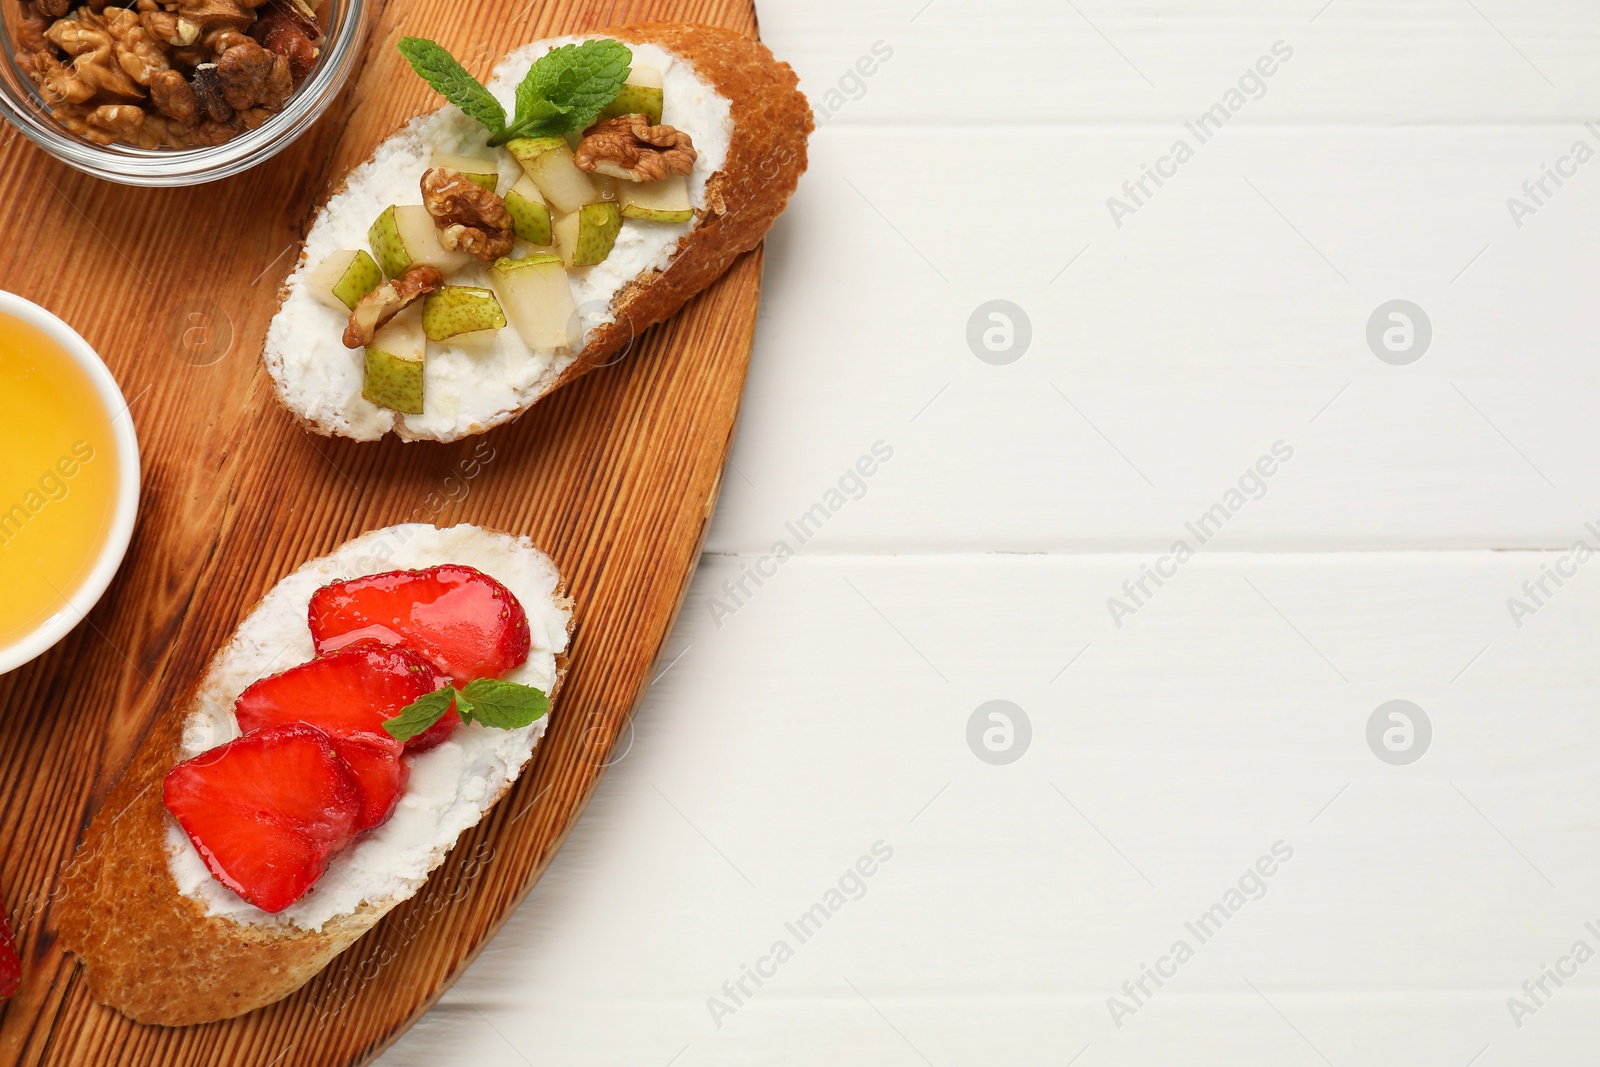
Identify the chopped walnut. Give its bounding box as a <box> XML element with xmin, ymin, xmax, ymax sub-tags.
<box><xmin>36</xmin><ymin>0</ymin><xmax>69</xmax><ymax>18</ymax></box>
<box><xmin>149</xmin><ymin>67</ymin><xmax>196</xmax><ymax>123</ymax></box>
<box><xmin>190</xmin><ymin>62</ymin><xmax>233</xmax><ymax>122</ymax></box>
<box><xmin>204</xmin><ymin>28</ymin><xmax>252</xmax><ymax>54</ymax></box>
<box><xmin>18</xmin><ymin>3</ymin><xmax>52</xmax><ymax>53</ymax></box>
<box><xmin>168</xmin><ymin>0</ymin><xmax>254</xmax><ymax>41</ymax></box>
<box><xmin>83</xmin><ymin>103</ymin><xmax>144</xmax><ymax>144</ymax></box>
<box><xmin>343</xmin><ymin>266</ymin><xmax>444</xmax><ymax>349</ymax></box>
<box><xmin>45</xmin><ymin>9</ymin><xmax>144</xmax><ymax>100</ymax></box>
<box><xmin>215</xmin><ymin>39</ymin><xmax>290</xmax><ymax>110</ymax></box>
<box><xmin>574</xmin><ymin>115</ymin><xmax>697</xmax><ymax>183</ymax></box>
<box><xmin>139</xmin><ymin>10</ymin><xmax>199</xmax><ymax>48</ymax></box>
<box><xmin>103</xmin><ymin>7</ymin><xmax>168</xmax><ymax>86</ymax></box>
<box><xmin>194</xmin><ymin>115</ymin><xmax>243</xmax><ymax>145</ymax></box>
<box><xmin>251</xmin><ymin>2</ymin><xmax>317</xmax><ymax>80</ymax></box>
<box><xmin>420</xmin><ymin>168</ymin><xmax>515</xmax><ymax>262</ymax></box>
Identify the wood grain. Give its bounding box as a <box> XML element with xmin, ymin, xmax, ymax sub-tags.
<box><xmin>0</xmin><ymin>0</ymin><xmax>760</xmax><ymax>1062</ymax></box>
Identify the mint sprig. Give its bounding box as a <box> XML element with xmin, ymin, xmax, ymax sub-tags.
<box><xmin>384</xmin><ymin>678</ymin><xmax>550</xmax><ymax>743</ymax></box>
<box><xmin>396</xmin><ymin>36</ymin><xmax>633</xmax><ymax>147</ymax></box>
<box><xmin>396</xmin><ymin>38</ymin><xmax>507</xmax><ymax>134</ymax></box>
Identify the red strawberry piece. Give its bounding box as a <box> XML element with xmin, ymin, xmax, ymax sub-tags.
<box><xmin>235</xmin><ymin>640</ymin><xmax>456</xmax><ymax>752</ymax></box>
<box><xmin>163</xmin><ymin>723</ymin><xmax>362</xmax><ymax>913</ymax></box>
<box><xmin>308</xmin><ymin>565</ymin><xmax>531</xmax><ymax>687</ymax></box>
<box><xmin>330</xmin><ymin>734</ymin><xmax>409</xmax><ymax>832</ymax></box>
<box><xmin>0</xmin><ymin>900</ymin><xmax>18</xmax><ymax>999</ymax></box>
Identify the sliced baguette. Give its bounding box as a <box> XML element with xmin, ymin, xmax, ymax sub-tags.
<box><xmin>265</xmin><ymin>23</ymin><xmax>813</xmax><ymax>442</ymax></box>
<box><xmin>57</xmin><ymin>524</ymin><xmax>574</xmax><ymax>1026</ymax></box>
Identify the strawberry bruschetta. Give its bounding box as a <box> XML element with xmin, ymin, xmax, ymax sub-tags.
<box><xmin>58</xmin><ymin>524</ymin><xmax>573</xmax><ymax>1025</ymax></box>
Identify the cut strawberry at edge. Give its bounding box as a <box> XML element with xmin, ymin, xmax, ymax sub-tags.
<box><xmin>0</xmin><ymin>902</ymin><xmax>18</xmax><ymax>1000</ymax></box>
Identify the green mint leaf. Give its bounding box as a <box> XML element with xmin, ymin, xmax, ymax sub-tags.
<box><xmin>459</xmin><ymin>678</ymin><xmax>549</xmax><ymax>730</ymax></box>
<box><xmin>507</xmin><ymin>39</ymin><xmax>631</xmax><ymax>139</ymax></box>
<box><xmin>397</xmin><ymin>37</ymin><xmax>506</xmax><ymax>135</ymax></box>
<box><xmin>383</xmin><ymin>687</ymin><xmax>459</xmax><ymax>743</ymax></box>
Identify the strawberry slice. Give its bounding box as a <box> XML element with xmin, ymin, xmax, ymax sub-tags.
<box><xmin>235</xmin><ymin>641</ymin><xmax>456</xmax><ymax>752</ymax></box>
<box><xmin>329</xmin><ymin>734</ymin><xmax>408</xmax><ymax>831</ymax></box>
<box><xmin>308</xmin><ymin>565</ymin><xmax>531</xmax><ymax>687</ymax></box>
<box><xmin>163</xmin><ymin>723</ymin><xmax>362</xmax><ymax>913</ymax></box>
<box><xmin>0</xmin><ymin>898</ymin><xmax>18</xmax><ymax>999</ymax></box>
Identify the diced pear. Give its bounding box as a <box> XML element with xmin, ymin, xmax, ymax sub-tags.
<box><xmin>490</xmin><ymin>253</ymin><xmax>578</xmax><ymax>351</ymax></box>
<box><xmin>368</xmin><ymin>204</ymin><xmax>473</xmax><ymax>278</ymax></box>
<box><xmin>430</xmin><ymin>151</ymin><xmax>500</xmax><ymax>193</ymax></box>
<box><xmin>503</xmin><ymin>175</ymin><xmax>552</xmax><ymax>245</ymax></box>
<box><xmin>591</xmin><ymin>174</ymin><xmax>619</xmax><ymax>202</ymax></box>
<box><xmin>597</xmin><ymin>65</ymin><xmax>664</xmax><ymax>124</ymax></box>
<box><xmin>619</xmin><ymin>175</ymin><xmax>693</xmax><ymax>223</ymax></box>
<box><xmin>552</xmin><ymin>202</ymin><xmax>623</xmax><ymax>267</ymax></box>
<box><xmin>421</xmin><ymin>285</ymin><xmax>507</xmax><ymax>342</ymax></box>
<box><xmin>363</xmin><ymin>304</ymin><xmax>425</xmax><ymax>414</ymax></box>
<box><xmin>505</xmin><ymin>136</ymin><xmax>598</xmax><ymax>214</ymax></box>
<box><xmin>305</xmin><ymin>249</ymin><xmax>383</xmax><ymax>310</ymax></box>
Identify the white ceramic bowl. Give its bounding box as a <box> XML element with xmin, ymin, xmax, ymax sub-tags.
<box><xmin>0</xmin><ymin>291</ymin><xmax>141</xmax><ymax>675</ymax></box>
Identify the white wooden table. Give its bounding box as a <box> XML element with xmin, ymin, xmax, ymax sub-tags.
<box><xmin>381</xmin><ymin>2</ymin><xmax>1600</xmax><ymax>1063</ymax></box>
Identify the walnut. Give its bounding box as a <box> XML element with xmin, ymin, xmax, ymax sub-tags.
<box><xmin>104</xmin><ymin>7</ymin><xmax>168</xmax><ymax>86</ymax></box>
<box><xmin>168</xmin><ymin>0</ymin><xmax>254</xmax><ymax>40</ymax></box>
<box><xmin>343</xmin><ymin>266</ymin><xmax>444</xmax><ymax>349</ymax></box>
<box><xmin>36</xmin><ymin>0</ymin><xmax>70</xmax><ymax>17</ymax></box>
<box><xmin>190</xmin><ymin>62</ymin><xmax>233</xmax><ymax>122</ymax></box>
<box><xmin>420</xmin><ymin>167</ymin><xmax>515</xmax><ymax>262</ymax></box>
<box><xmin>251</xmin><ymin>2</ymin><xmax>317</xmax><ymax>80</ymax></box>
<box><xmin>140</xmin><ymin>113</ymin><xmax>200</xmax><ymax>148</ymax></box>
<box><xmin>150</xmin><ymin>68</ymin><xmax>197</xmax><ymax>123</ymax></box>
<box><xmin>194</xmin><ymin>115</ymin><xmax>243</xmax><ymax>145</ymax></box>
<box><xmin>215</xmin><ymin>39</ymin><xmax>290</xmax><ymax>109</ymax></box>
<box><xmin>140</xmin><ymin>11</ymin><xmax>200</xmax><ymax>48</ymax></box>
<box><xmin>18</xmin><ymin>3</ymin><xmax>52</xmax><ymax>53</ymax></box>
<box><xmin>574</xmin><ymin>115</ymin><xmax>697</xmax><ymax>182</ymax></box>
<box><xmin>84</xmin><ymin>103</ymin><xmax>144</xmax><ymax>144</ymax></box>
<box><xmin>45</xmin><ymin>9</ymin><xmax>144</xmax><ymax>100</ymax></box>
<box><xmin>204</xmin><ymin>28</ymin><xmax>251</xmax><ymax>54</ymax></box>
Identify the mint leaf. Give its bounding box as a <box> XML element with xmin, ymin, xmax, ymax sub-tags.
<box><xmin>459</xmin><ymin>678</ymin><xmax>549</xmax><ymax>730</ymax></box>
<box><xmin>514</xmin><ymin>79</ymin><xmax>569</xmax><ymax>130</ymax></box>
<box><xmin>383</xmin><ymin>687</ymin><xmax>459</xmax><ymax>743</ymax></box>
<box><xmin>397</xmin><ymin>37</ymin><xmax>506</xmax><ymax>135</ymax></box>
<box><xmin>492</xmin><ymin>39</ymin><xmax>631</xmax><ymax>144</ymax></box>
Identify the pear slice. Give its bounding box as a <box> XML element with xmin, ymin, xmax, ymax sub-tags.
<box><xmin>597</xmin><ymin>65</ymin><xmax>664</xmax><ymax>124</ymax></box>
<box><xmin>490</xmin><ymin>253</ymin><xmax>578</xmax><ymax>351</ymax></box>
<box><xmin>421</xmin><ymin>285</ymin><xmax>507</xmax><ymax>342</ymax></box>
<box><xmin>505</xmin><ymin>136</ymin><xmax>598</xmax><ymax>215</ymax></box>
<box><xmin>363</xmin><ymin>304</ymin><xmax>426</xmax><ymax>414</ymax></box>
<box><xmin>503</xmin><ymin>175</ymin><xmax>552</xmax><ymax>246</ymax></box>
<box><xmin>304</xmin><ymin>249</ymin><xmax>384</xmax><ymax>311</ymax></box>
<box><xmin>619</xmin><ymin>175</ymin><xmax>693</xmax><ymax>223</ymax></box>
<box><xmin>552</xmin><ymin>203</ymin><xmax>623</xmax><ymax>268</ymax></box>
<box><xmin>368</xmin><ymin>205</ymin><xmax>473</xmax><ymax>279</ymax></box>
<box><xmin>430</xmin><ymin>151</ymin><xmax>500</xmax><ymax>193</ymax></box>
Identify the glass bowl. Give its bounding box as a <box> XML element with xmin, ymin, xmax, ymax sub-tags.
<box><xmin>0</xmin><ymin>0</ymin><xmax>367</xmax><ymax>186</ymax></box>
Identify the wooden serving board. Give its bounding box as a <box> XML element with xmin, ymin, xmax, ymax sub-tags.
<box><xmin>0</xmin><ymin>0</ymin><xmax>760</xmax><ymax>1062</ymax></box>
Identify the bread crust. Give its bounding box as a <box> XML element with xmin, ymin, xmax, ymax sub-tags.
<box><xmin>57</xmin><ymin>534</ymin><xmax>573</xmax><ymax>1026</ymax></box>
<box><xmin>267</xmin><ymin>23</ymin><xmax>812</xmax><ymax>442</ymax></box>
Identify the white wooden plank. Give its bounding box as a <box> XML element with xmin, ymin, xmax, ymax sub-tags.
<box><xmin>723</xmin><ymin>121</ymin><xmax>1600</xmax><ymax>552</ymax></box>
<box><xmin>762</xmin><ymin>0</ymin><xmax>1600</xmax><ymax>126</ymax></box>
<box><xmin>379</xmin><ymin>552</ymin><xmax>1600</xmax><ymax>1065</ymax></box>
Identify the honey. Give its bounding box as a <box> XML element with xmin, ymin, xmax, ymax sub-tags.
<box><xmin>0</xmin><ymin>310</ymin><xmax>120</xmax><ymax>654</ymax></box>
